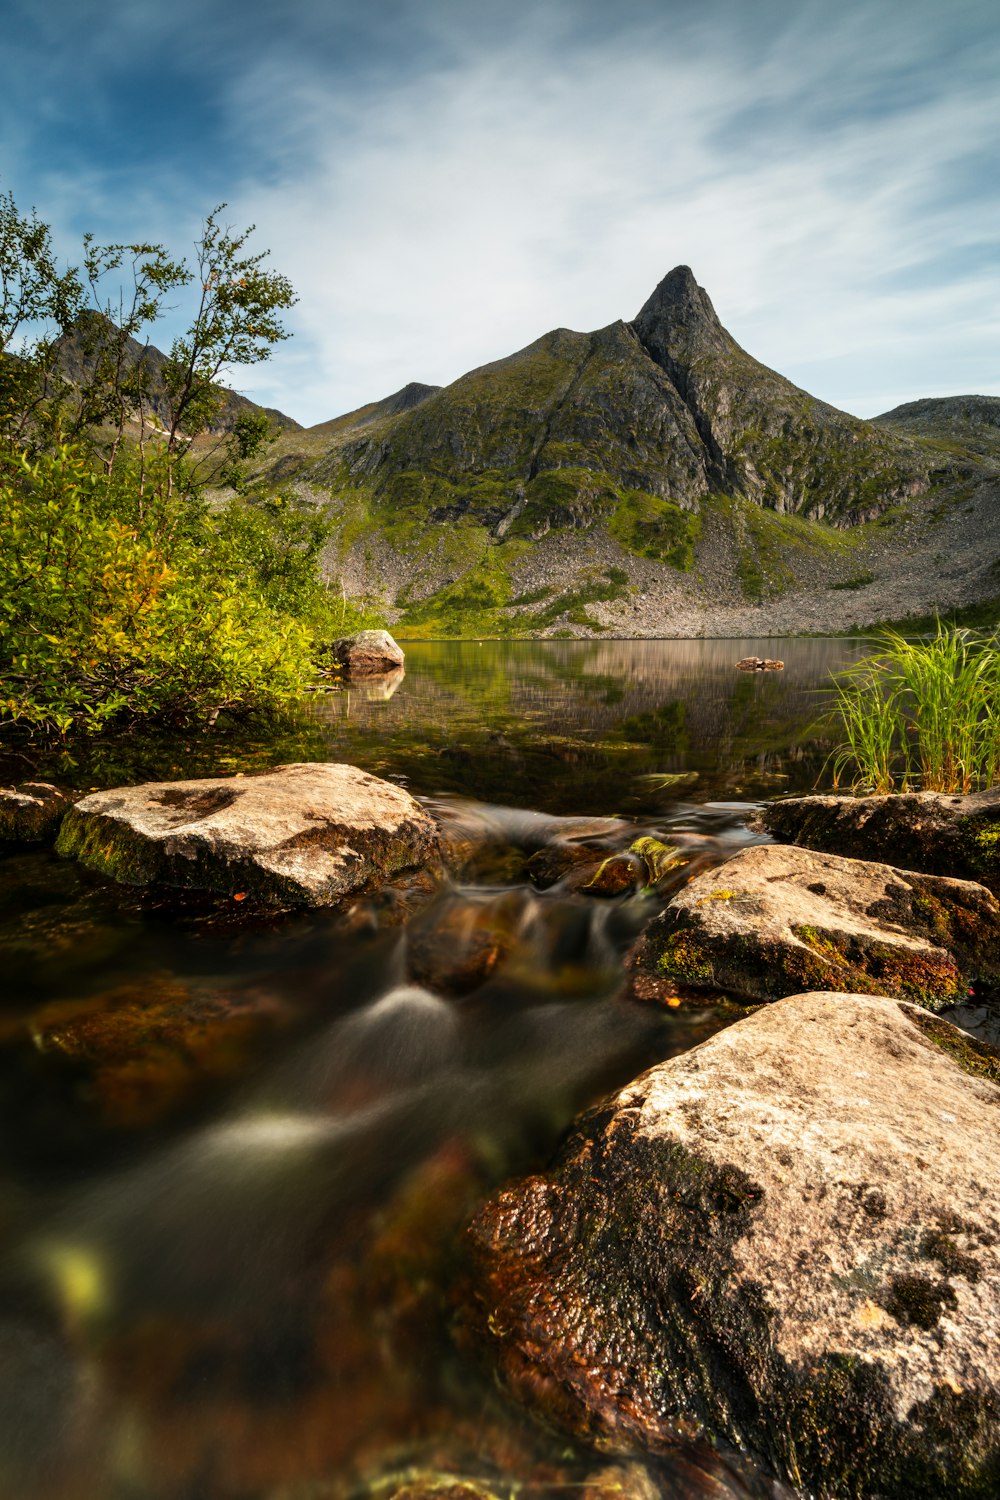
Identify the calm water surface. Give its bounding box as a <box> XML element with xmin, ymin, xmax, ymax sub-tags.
<box><xmin>0</xmin><ymin>640</ymin><xmax>863</xmax><ymax>1500</ymax></box>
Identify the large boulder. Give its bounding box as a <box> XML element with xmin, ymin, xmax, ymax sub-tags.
<box><xmin>756</xmin><ymin>787</ymin><xmax>1000</xmax><ymax>892</ymax></box>
<box><xmin>55</xmin><ymin>762</ymin><xmax>438</xmax><ymax>907</ymax></box>
<box><xmin>330</xmin><ymin>628</ymin><xmax>405</xmax><ymax>677</ymax></box>
<box><xmin>0</xmin><ymin>782</ymin><xmax>70</xmax><ymax>845</ymax></box>
<box><xmin>469</xmin><ymin>992</ymin><xmax>1000</xmax><ymax>1497</ymax></box>
<box><xmin>628</xmin><ymin>842</ymin><xmax>1000</xmax><ymax>1007</ymax></box>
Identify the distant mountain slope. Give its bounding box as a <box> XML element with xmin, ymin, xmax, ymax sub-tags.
<box><xmin>53</xmin><ymin>311</ymin><xmax>301</xmax><ymax>435</ymax></box>
<box><xmin>306</xmin><ymin>382</ymin><xmax>440</xmax><ymax>441</ymax></box>
<box><xmin>249</xmin><ymin>269</ymin><xmax>999</xmax><ymax>638</ymax></box>
<box><xmin>874</xmin><ymin>395</ymin><xmax>1000</xmax><ymax>464</ymax></box>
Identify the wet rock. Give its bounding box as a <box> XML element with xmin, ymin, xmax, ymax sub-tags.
<box><xmin>561</xmin><ymin>853</ymin><xmax>644</xmax><ymax>897</ymax></box>
<box><xmin>330</xmin><ymin>629</ymin><xmax>405</xmax><ymax>677</ymax></box>
<box><xmin>55</xmin><ymin>763</ymin><xmax>438</xmax><ymax>907</ymax></box>
<box><xmin>0</xmin><ymin>782</ymin><xmax>71</xmax><ymax>845</ymax></box>
<box><xmin>469</xmin><ymin>992</ymin><xmax>1000</xmax><ymax>1498</ymax></box>
<box><xmin>756</xmin><ymin>786</ymin><xmax>1000</xmax><ymax>892</ymax></box>
<box><xmin>628</xmin><ymin>842</ymin><xmax>1000</xmax><ymax>1007</ymax></box>
<box><xmin>407</xmin><ymin>890</ymin><xmax>527</xmax><ymax>994</ymax></box>
<box><xmin>360</xmin><ymin>1477</ymin><xmax>502</xmax><ymax>1500</ymax></box>
<box><xmin>13</xmin><ymin>975</ymin><xmax>295</xmax><ymax>1130</ymax></box>
<box><xmin>734</xmin><ymin>658</ymin><xmax>784</xmax><ymax>672</ymax></box>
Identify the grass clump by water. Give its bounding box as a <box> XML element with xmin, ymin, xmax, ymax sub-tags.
<box><xmin>829</xmin><ymin>622</ymin><xmax>1000</xmax><ymax>793</ymax></box>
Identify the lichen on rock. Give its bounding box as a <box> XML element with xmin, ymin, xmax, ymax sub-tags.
<box><xmin>468</xmin><ymin>992</ymin><xmax>1000</xmax><ymax>1497</ymax></box>
<box><xmin>628</xmin><ymin>842</ymin><xmax>1000</xmax><ymax>1008</ymax></box>
<box><xmin>55</xmin><ymin>762</ymin><xmax>438</xmax><ymax>907</ymax></box>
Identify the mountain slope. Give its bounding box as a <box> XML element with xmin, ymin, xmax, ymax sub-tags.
<box><xmin>254</xmin><ymin>269</ymin><xmax>999</xmax><ymax>637</ymax></box>
<box><xmin>52</xmin><ymin>311</ymin><xmax>301</xmax><ymax>435</ymax></box>
<box><xmin>874</xmin><ymin>395</ymin><xmax>1000</xmax><ymax>465</ymax></box>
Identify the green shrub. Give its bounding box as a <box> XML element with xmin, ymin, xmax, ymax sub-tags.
<box><xmin>828</xmin><ymin>622</ymin><xmax>1000</xmax><ymax>793</ymax></box>
<box><xmin>0</xmin><ymin>446</ymin><xmax>316</xmax><ymax>735</ymax></box>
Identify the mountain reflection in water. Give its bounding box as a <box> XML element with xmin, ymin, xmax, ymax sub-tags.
<box><xmin>0</xmin><ymin>640</ymin><xmax>857</xmax><ymax>1500</ymax></box>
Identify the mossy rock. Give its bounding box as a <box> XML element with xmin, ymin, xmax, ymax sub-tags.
<box><xmin>55</xmin><ymin>762</ymin><xmax>439</xmax><ymax>907</ymax></box>
<box><xmin>0</xmin><ymin>782</ymin><xmax>71</xmax><ymax>846</ymax></box>
<box><xmin>629</xmin><ymin>843</ymin><xmax>1000</xmax><ymax>1009</ymax></box>
<box><xmin>758</xmin><ymin>788</ymin><xmax>1000</xmax><ymax>894</ymax></box>
<box><xmin>469</xmin><ymin>992</ymin><xmax>1000</xmax><ymax>1497</ymax></box>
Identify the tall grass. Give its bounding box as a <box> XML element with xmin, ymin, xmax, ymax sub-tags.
<box><xmin>828</xmin><ymin>623</ymin><xmax>1000</xmax><ymax>794</ymax></box>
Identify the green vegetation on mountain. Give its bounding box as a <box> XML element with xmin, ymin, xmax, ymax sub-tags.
<box><xmin>875</xmin><ymin>396</ymin><xmax>1000</xmax><ymax>465</ymax></box>
<box><xmin>250</xmin><ymin>264</ymin><xmax>997</xmax><ymax>636</ymax></box>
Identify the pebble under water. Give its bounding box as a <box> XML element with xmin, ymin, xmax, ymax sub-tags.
<box><xmin>0</xmin><ymin>639</ymin><xmax>864</xmax><ymax>1500</ymax></box>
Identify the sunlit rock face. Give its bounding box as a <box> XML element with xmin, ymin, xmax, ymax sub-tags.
<box><xmin>469</xmin><ymin>992</ymin><xmax>1000</xmax><ymax>1498</ymax></box>
<box><xmin>627</xmin><ymin>841</ymin><xmax>1000</xmax><ymax>1008</ymax></box>
<box><xmin>56</xmin><ymin>761</ymin><xmax>438</xmax><ymax>906</ymax></box>
<box><xmin>330</xmin><ymin>628</ymin><xmax>406</xmax><ymax>677</ymax></box>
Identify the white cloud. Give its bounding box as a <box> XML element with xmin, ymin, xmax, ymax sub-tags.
<box><xmin>25</xmin><ymin>0</ymin><xmax>996</xmax><ymax>425</ymax></box>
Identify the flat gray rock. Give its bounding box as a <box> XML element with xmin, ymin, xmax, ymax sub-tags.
<box><xmin>470</xmin><ymin>991</ymin><xmax>1000</xmax><ymax>1496</ymax></box>
<box><xmin>756</xmin><ymin>787</ymin><xmax>1000</xmax><ymax>892</ymax></box>
<box><xmin>628</xmin><ymin>841</ymin><xmax>1000</xmax><ymax>1007</ymax></box>
<box><xmin>55</xmin><ymin>762</ymin><xmax>437</xmax><ymax>906</ymax></box>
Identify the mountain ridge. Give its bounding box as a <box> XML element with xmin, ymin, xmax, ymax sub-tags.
<box><xmin>52</xmin><ymin>311</ymin><xmax>302</xmax><ymax>437</ymax></box>
<box><xmin>238</xmin><ymin>269</ymin><xmax>1000</xmax><ymax>636</ymax></box>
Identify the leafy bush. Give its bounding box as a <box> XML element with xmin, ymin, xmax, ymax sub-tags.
<box><xmin>829</xmin><ymin>622</ymin><xmax>1000</xmax><ymax>793</ymax></box>
<box><xmin>0</xmin><ymin>446</ymin><xmax>316</xmax><ymax>735</ymax></box>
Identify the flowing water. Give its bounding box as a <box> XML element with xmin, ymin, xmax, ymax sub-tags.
<box><xmin>0</xmin><ymin>639</ymin><xmax>865</xmax><ymax>1500</ymax></box>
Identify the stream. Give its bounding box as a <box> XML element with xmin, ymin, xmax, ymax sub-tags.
<box><xmin>0</xmin><ymin>638</ymin><xmax>865</xmax><ymax>1500</ymax></box>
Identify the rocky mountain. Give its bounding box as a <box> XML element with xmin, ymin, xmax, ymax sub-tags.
<box><xmin>52</xmin><ymin>311</ymin><xmax>301</xmax><ymax>436</ymax></box>
<box><xmin>874</xmin><ymin>395</ymin><xmax>1000</xmax><ymax>464</ymax></box>
<box><xmin>255</xmin><ymin>269</ymin><xmax>1000</xmax><ymax>638</ymax></box>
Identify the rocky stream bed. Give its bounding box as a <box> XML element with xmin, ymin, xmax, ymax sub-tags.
<box><xmin>1</xmin><ymin>639</ymin><xmax>999</xmax><ymax>1500</ymax></box>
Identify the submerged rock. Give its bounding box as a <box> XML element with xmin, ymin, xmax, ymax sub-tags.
<box><xmin>16</xmin><ymin>975</ymin><xmax>294</xmax><ymax>1131</ymax></box>
<box><xmin>757</xmin><ymin>786</ymin><xmax>1000</xmax><ymax>892</ymax></box>
<box><xmin>55</xmin><ymin>762</ymin><xmax>438</xmax><ymax>907</ymax></box>
<box><xmin>359</xmin><ymin>1480</ymin><xmax>502</xmax><ymax>1500</ymax></box>
<box><xmin>0</xmin><ymin>782</ymin><xmax>71</xmax><ymax>845</ymax></box>
<box><xmin>469</xmin><ymin>991</ymin><xmax>1000</xmax><ymax>1498</ymax></box>
<box><xmin>330</xmin><ymin>628</ymin><xmax>405</xmax><ymax>677</ymax></box>
<box><xmin>628</xmin><ymin>842</ymin><xmax>1000</xmax><ymax>1007</ymax></box>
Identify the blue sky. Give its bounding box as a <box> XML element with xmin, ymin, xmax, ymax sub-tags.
<box><xmin>3</xmin><ymin>0</ymin><xmax>998</xmax><ymax>424</ymax></box>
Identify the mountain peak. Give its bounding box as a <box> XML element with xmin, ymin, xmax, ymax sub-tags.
<box><xmin>632</xmin><ymin>265</ymin><xmax>731</xmax><ymax>365</ymax></box>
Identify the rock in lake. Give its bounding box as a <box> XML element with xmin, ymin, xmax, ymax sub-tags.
<box><xmin>735</xmin><ymin>657</ymin><xmax>784</xmax><ymax>672</ymax></box>
<box><xmin>628</xmin><ymin>842</ymin><xmax>1000</xmax><ymax>1007</ymax></box>
<box><xmin>0</xmin><ymin>782</ymin><xmax>71</xmax><ymax>845</ymax></box>
<box><xmin>757</xmin><ymin>786</ymin><xmax>1000</xmax><ymax>893</ymax></box>
<box><xmin>330</xmin><ymin>628</ymin><xmax>405</xmax><ymax>677</ymax></box>
<box><xmin>55</xmin><ymin>763</ymin><xmax>438</xmax><ymax>906</ymax></box>
<box><xmin>469</xmin><ymin>991</ymin><xmax>1000</xmax><ymax>1498</ymax></box>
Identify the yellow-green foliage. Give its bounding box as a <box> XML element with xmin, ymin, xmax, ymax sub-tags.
<box><xmin>829</xmin><ymin>622</ymin><xmax>1000</xmax><ymax>793</ymax></box>
<box><xmin>0</xmin><ymin>446</ymin><xmax>317</xmax><ymax>735</ymax></box>
<box><xmin>607</xmin><ymin>488</ymin><xmax>700</xmax><ymax>567</ymax></box>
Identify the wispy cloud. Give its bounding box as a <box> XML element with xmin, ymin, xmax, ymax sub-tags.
<box><xmin>4</xmin><ymin>0</ymin><xmax>999</xmax><ymax>421</ymax></box>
